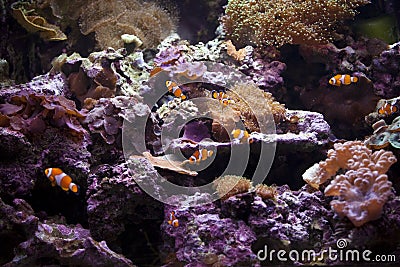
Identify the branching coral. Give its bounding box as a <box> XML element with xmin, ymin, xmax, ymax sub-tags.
<box><xmin>222</xmin><ymin>0</ymin><xmax>370</xmax><ymax>47</ymax></box>
<box><xmin>303</xmin><ymin>141</ymin><xmax>396</xmax><ymax>227</ymax></box>
<box><xmin>303</xmin><ymin>141</ymin><xmax>396</xmax><ymax>189</ymax></box>
<box><xmin>0</xmin><ymin>93</ymin><xmax>86</xmax><ymax>138</ymax></box>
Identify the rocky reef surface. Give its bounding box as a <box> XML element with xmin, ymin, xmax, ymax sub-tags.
<box><xmin>1</xmin><ymin>0</ymin><xmax>400</xmax><ymax>266</ymax></box>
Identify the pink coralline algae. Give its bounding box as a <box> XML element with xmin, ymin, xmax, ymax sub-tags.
<box><xmin>0</xmin><ymin>197</ymin><xmax>134</xmax><ymax>267</ymax></box>
<box><xmin>371</xmin><ymin>42</ymin><xmax>400</xmax><ymax>98</ymax></box>
<box><xmin>86</xmin><ymin>161</ymin><xmax>164</xmax><ymax>251</ymax></box>
<box><xmin>161</xmin><ymin>202</ymin><xmax>258</xmax><ymax>266</ymax></box>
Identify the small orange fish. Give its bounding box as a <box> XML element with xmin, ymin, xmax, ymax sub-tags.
<box><xmin>211</xmin><ymin>90</ymin><xmax>234</xmax><ymax>106</ymax></box>
<box><xmin>378</xmin><ymin>102</ymin><xmax>398</xmax><ymax>116</ymax></box>
<box><xmin>45</xmin><ymin>168</ymin><xmax>79</xmax><ymax>194</ymax></box>
<box><xmin>166</xmin><ymin>81</ymin><xmax>187</xmax><ymax>100</ymax></box>
<box><xmin>189</xmin><ymin>148</ymin><xmax>214</xmax><ymax>164</ymax></box>
<box><xmin>168</xmin><ymin>211</ymin><xmax>179</xmax><ymax>227</ymax></box>
<box><xmin>231</xmin><ymin>129</ymin><xmax>253</xmax><ymax>144</ymax></box>
<box><xmin>329</xmin><ymin>74</ymin><xmax>358</xmax><ymax>86</ymax></box>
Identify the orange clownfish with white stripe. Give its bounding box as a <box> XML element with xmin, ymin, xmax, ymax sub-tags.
<box><xmin>378</xmin><ymin>102</ymin><xmax>398</xmax><ymax>116</ymax></box>
<box><xmin>189</xmin><ymin>148</ymin><xmax>214</xmax><ymax>164</ymax></box>
<box><xmin>211</xmin><ymin>90</ymin><xmax>234</xmax><ymax>106</ymax></box>
<box><xmin>168</xmin><ymin>211</ymin><xmax>179</xmax><ymax>227</ymax></box>
<box><xmin>328</xmin><ymin>74</ymin><xmax>358</xmax><ymax>86</ymax></box>
<box><xmin>45</xmin><ymin>168</ymin><xmax>79</xmax><ymax>194</ymax></box>
<box><xmin>231</xmin><ymin>129</ymin><xmax>253</xmax><ymax>144</ymax></box>
<box><xmin>166</xmin><ymin>81</ymin><xmax>187</xmax><ymax>100</ymax></box>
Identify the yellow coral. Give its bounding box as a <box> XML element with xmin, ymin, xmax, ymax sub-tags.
<box><xmin>255</xmin><ymin>184</ymin><xmax>277</xmax><ymax>200</ymax></box>
<box><xmin>229</xmin><ymin>82</ymin><xmax>286</xmax><ymax>132</ymax></box>
<box><xmin>222</xmin><ymin>0</ymin><xmax>370</xmax><ymax>47</ymax></box>
<box><xmin>303</xmin><ymin>141</ymin><xmax>396</xmax><ymax>227</ymax></box>
<box><xmin>225</xmin><ymin>40</ymin><xmax>247</xmax><ymax>61</ymax></box>
<box><xmin>11</xmin><ymin>3</ymin><xmax>67</xmax><ymax>41</ymax></box>
<box><xmin>213</xmin><ymin>175</ymin><xmax>252</xmax><ymax>200</ymax></box>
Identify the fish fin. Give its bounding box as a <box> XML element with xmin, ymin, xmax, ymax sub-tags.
<box><xmin>181</xmin><ymin>95</ymin><xmax>187</xmax><ymax>100</ymax></box>
<box><xmin>353</xmin><ymin>76</ymin><xmax>358</xmax><ymax>83</ymax></box>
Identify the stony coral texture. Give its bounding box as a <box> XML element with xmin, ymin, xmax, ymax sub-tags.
<box><xmin>303</xmin><ymin>141</ymin><xmax>396</xmax><ymax>227</ymax></box>
<box><xmin>222</xmin><ymin>0</ymin><xmax>370</xmax><ymax>47</ymax></box>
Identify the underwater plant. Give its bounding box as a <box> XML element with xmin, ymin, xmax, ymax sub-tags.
<box><xmin>222</xmin><ymin>0</ymin><xmax>370</xmax><ymax>47</ymax></box>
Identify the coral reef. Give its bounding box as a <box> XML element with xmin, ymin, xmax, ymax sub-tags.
<box><xmin>229</xmin><ymin>82</ymin><xmax>286</xmax><ymax>127</ymax></box>
<box><xmin>222</xmin><ymin>0</ymin><xmax>370</xmax><ymax>47</ymax></box>
<box><xmin>3</xmin><ymin>1</ymin><xmax>400</xmax><ymax>264</ymax></box>
<box><xmin>303</xmin><ymin>141</ymin><xmax>397</xmax><ymax>226</ymax></box>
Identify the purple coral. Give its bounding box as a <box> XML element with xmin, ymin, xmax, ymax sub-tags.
<box><xmin>371</xmin><ymin>42</ymin><xmax>400</xmax><ymax>98</ymax></box>
<box><xmin>162</xmin><ymin>202</ymin><xmax>258</xmax><ymax>266</ymax></box>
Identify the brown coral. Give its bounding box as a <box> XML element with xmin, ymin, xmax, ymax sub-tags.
<box><xmin>68</xmin><ymin>62</ymin><xmax>117</xmax><ymax>107</ymax></box>
<box><xmin>229</xmin><ymin>82</ymin><xmax>286</xmax><ymax>132</ymax></box>
<box><xmin>222</xmin><ymin>0</ymin><xmax>370</xmax><ymax>47</ymax></box>
<box><xmin>303</xmin><ymin>141</ymin><xmax>396</xmax><ymax>227</ymax></box>
<box><xmin>79</xmin><ymin>0</ymin><xmax>176</xmax><ymax>49</ymax></box>
<box><xmin>11</xmin><ymin>2</ymin><xmax>67</xmax><ymax>41</ymax></box>
<box><xmin>213</xmin><ymin>175</ymin><xmax>252</xmax><ymax>200</ymax></box>
<box><xmin>255</xmin><ymin>184</ymin><xmax>277</xmax><ymax>200</ymax></box>
<box><xmin>0</xmin><ymin>93</ymin><xmax>86</xmax><ymax>138</ymax></box>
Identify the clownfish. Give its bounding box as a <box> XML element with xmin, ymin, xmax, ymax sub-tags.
<box><xmin>231</xmin><ymin>129</ymin><xmax>253</xmax><ymax>144</ymax></box>
<box><xmin>328</xmin><ymin>74</ymin><xmax>358</xmax><ymax>86</ymax></box>
<box><xmin>166</xmin><ymin>81</ymin><xmax>187</xmax><ymax>100</ymax></box>
<box><xmin>378</xmin><ymin>102</ymin><xmax>398</xmax><ymax>116</ymax></box>
<box><xmin>211</xmin><ymin>90</ymin><xmax>234</xmax><ymax>106</ymax></box>
<box><xmin>44</xmin><ymin>168</ymin><xmax>79</xmax><ymax>194</ymax></box>
<box><xmin>189</xmin><ymin>148</ymin><xmax>214</xmax><ymax>164</ymax></box>
<box><xmin>168</xmin><ymin>211</ymin><xmax>179</xmax><ymax>227</ymax></box>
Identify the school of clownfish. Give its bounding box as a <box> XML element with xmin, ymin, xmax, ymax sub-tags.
<box><xmin>42</xmin><ymin>74</ymin><xmax>398</xmax><ymax>229</ymax></box>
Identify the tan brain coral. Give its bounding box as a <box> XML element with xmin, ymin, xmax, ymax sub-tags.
<box><xmin>303</xmin><ymin>141</ymin><xmax>396</xmax><ymax>227</ymax></box>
